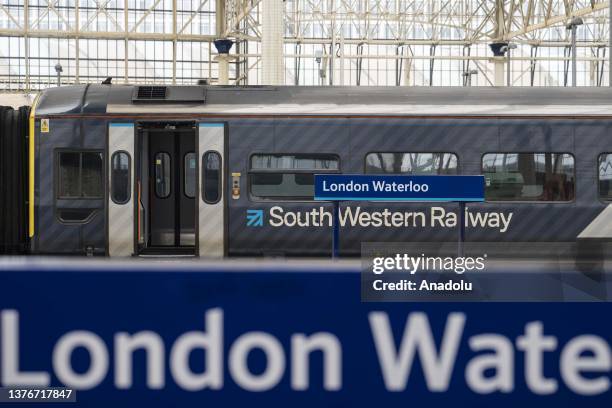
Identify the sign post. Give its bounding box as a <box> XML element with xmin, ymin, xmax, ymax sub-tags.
<box><xmin>332</xmin><ymin>201</ymin><xmax>340</xmax><ymax>258</ymax></box>
<box><xmin>314</xmin><ymin>174</ymin><xmax>485</xmax><ymax>258</ymax></box>
<box><xmin>458</xmin><ymin>201</ymin><xmax>466</xmax><ymax>257</ymax></box>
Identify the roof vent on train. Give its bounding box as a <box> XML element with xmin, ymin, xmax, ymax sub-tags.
<box><xmin>132</xmin><ymin>85</ymin><xmax>205</xmax><ymax>103</ymax></box>
<box><xmin>135</xmin><ymin>86</ymin><xmax>167</xmax><ymax>100</ymax></box>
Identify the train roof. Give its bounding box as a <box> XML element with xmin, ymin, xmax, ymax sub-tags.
<box><xmin>35</xmin><ymin>84</ymin><xmax>612</xmax><ymax>117</ymax></box>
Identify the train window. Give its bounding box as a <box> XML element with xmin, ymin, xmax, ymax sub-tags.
<box><xmin>250</xmin><ymin>154</ymin><xmax>339</xmax><ymax>171</ymax></box>
<box><xmin>111</xmin><ymin>152</ymin><xmax>131</xmax><ymax>204</ymax></box>
<box><xmin>249</xmin><ymin>154</ymin><xmax>339</xmax><ymax>200</ymax></box>
<box><xmin>482</xmin><ymin>153</ymin><xmax>575</xmax><ymax>202</ymax></box>
<box><xmin>598</xmin><ymin>154</ymin><xmax>612</xmax><ymax>200</ymax></box>
<box><xmin>58</xmin><ymin>152</ymin><xmax>80</xmax><ymax>197</ymax></box>
<box><xmin>82</xmin><ymin>153</ymin><xmax>104</xmax><ymax>197</ymax></box>
<box><xmin>58</xmin><ymin>151</ymin><xmax>103</xmax><ymax>198</ymax></box>
<box><xmin>202</xmin><ymin>151</ymin><xmax>222</xmax><ymax>203</ymax></box>
<box><xmin>184</xmin><ymin>152</ymin><xmax>197</xmax><ymax>198</ymax></box>
<box><xmin>365</xmin><ymin>153</ymin><xmax>458</xmax><ymax>174</ymax></box>
<box><xmin>154</xmin><ymin>152</ymin><xmax>171</xmax><ymax>198</ymax></box>
<box><xmin>57</xmin><ymin>209</ymin><xmax>96</xmax><ymax>223</ymax></box>
<box><xmin>250</xmin><ymin>173</ymin><xmax>314</xmax><ymax>199</ymax></box>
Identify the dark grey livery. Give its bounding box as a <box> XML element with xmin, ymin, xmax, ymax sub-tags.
<box><xmin>25</xmin><ymin>84</ymin><xmax>612</xmax><ymax>259</ymax></box>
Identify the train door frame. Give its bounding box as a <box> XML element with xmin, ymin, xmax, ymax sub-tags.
<box><xmin>107</xmin><ymin>122</ymin><xmax>135</xmax><ymax>256</ymax></box>
<box><xmin>196</xmin><ymin>122</ymin><xmax>228</xmax><ymax>258</ymax></box>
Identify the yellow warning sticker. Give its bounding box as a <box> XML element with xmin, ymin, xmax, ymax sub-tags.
<box><xmin>40</xmin><ymin>118</ymin><xmax>49</xmax><ymax>133</ymax></box>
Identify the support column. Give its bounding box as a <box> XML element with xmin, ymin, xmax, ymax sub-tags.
<box><xmin>216</xmin><ymin>0</ymin><xmax>225</xmax><ymax>36</ymax></box>
<box><xmin>403</xmin><ymin>57</ymin><xmax>412</xmax><ymax>86</ymax></box>
<box><xmin>491</xmin><ymin>0</ymin><xmax>506</xmax><ymax>87</ymax></box>
<box><xmin>124</xmin><ymin>0</ymin><xmax>128</xmax><ymax>83</ymax></box>
<box><xmin>261</xmin><ymin>0</ymin><xmax>284</xmax><ymax>85</ymax></box>
<box><xmin>493</xmin><ymin>59</ymin><xmax>505</xmax><ymax>86</ymax></box>
<box><xmin>24</xmin><ymin>0</ymin><xmax>29</xmax><ymax>90</ymax></box>
<box><xmin>489</xmin><ymin>42</ymin><xmax>508</xmax><ymax>87</ymax></box>
<box><xmin>339</xmin><ymin>36</ymin><xmax>344</xmax><ymax>86</ymax></box>
<box><xmin>172</xmin><ymin>0</ymin><xmax>177</xmax><ymax>85</ymax></box>
<box><xmin>215</xmin><ymin>0</ymin><xmax>229</xmax><ymax>85</ymax></box>
<box><xmin>217</xmin><ymin>55</ymin><xmax>230</xmax><ymax>85</ymax></box>
<box><xmin>213</xmin><ymin>39</ymin><xmax>233</xmax><ymax>85</ymax></box>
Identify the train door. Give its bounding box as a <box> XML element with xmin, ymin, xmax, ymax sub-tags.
<box><xmin>107</xmin><ymin>123</ymin><xmax>135</xmax><ymax>256</ymax></box>
<box><xmin>197</xmin><ymin>123</ymin><xmax>225</xmax><ymax>257</ymax></box>
<box><xmin>137</xmin><ymin>123</ymin><xmax>196</xmax><ymax>255</ymax></box>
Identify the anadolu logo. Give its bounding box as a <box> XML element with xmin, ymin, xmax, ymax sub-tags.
<box><xmin>246</xmin><ymin>209</ymin><xmax>264</xmax><ymax>227</ymax></box>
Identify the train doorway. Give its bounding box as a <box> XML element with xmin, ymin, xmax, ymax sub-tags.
<box><xmin>137</xmin><ymin>122</ymin><xmax>196</xmax><ymax>255</ymax></box>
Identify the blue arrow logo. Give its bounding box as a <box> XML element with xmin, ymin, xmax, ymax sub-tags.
<box><xmin>246</xmin><ymin>209</ymin><xmax>264</xmax><ymax>227</ymax></box>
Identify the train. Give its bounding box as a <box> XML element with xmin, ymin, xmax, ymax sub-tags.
<box><xmin>2</xmin><ymin>83</ymin><xmax>612</xmax><ymax>261</ymax></box>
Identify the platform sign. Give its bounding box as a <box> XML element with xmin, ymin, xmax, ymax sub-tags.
<box><xmin>314</xmin><ymin>174</ymin><xmax>485</xmax><ymax>202</ymax></box>
<box><xmin>0</xmin><ymin>263</ymin><xmax>611</xmax><ymax>408</ymax></box>
<box><xmin>314</xmin><ymin>174</ymin><xmax>485</xmax><ymax>258</ymax></box>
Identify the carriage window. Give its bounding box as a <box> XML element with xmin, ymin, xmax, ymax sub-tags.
<box><xmin>249</xmin><ymin>154</ymin><xmax>339</xmax><ymax>200</ymax></box>
<box><xmin>365</xmin><ymin>153</ymin><xmax>458</xmax><ymax>174</ymax></box>
<box><xmin>82</xmin><ymin>153</ymin><xmax>104</xmax><ymax>197</ymax></box>
<box><xmin>57</xmin><ymin>209</ymin><xmax>96</xmax><ymax>223</ymax></box>
<box><xmin>58</xmin><ymin>152</ymin><xmax>80</xmax><ymax>197</ymax></box>
<box><xmin>598</xmin><ymin>154</ymin><xmax>612</xmax><ymax>200</ymax></box>
<box><xmin>184</xmin><ymin>152</ymin><xmax>197</xmax><ymax>198</ymax></box>
<box><xmin>154</xmin><ymin>152</ymin><xmax>171</xmax><ymax>198</ymax></box>
<box><xmin>482</xmin><ymin>153</ymin><xmax>575</xmax><ymax>201</ymax></box>
<box><xmin>58</xmin><ymin>151</ymin><xmax>103</xmax><ymax>198</ymax></box>
<box><xmin>250</xmin><ymin>154</ymin><xmax>340</xmax><ymax>171</ymax></box>
<box><xmin>202</xmin><ymin>151</ymin><xmax>221</xmax><ymax>203</ymax></box>
<box><xmin>111</xmin><ymin>152</ymin><xmax>131</xmax><ymax>204</ymax></box>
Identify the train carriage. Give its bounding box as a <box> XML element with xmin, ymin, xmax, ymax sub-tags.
<box><xmin>10</xmin><ymin>84</ymin><xmax>612</xmax><ymax>259</ymax></box>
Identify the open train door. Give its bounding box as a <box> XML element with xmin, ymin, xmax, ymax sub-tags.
<box><xmin>197</xmin><ymin>123</ymin><xmax>226</xmax><ymax>257</ymax></box>
<box><xmin>107</xmin><ymin>123</ymin><xmax>135</xmax><ymax>256</ymax></box>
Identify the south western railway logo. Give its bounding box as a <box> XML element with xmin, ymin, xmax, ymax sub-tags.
<box><xmin>246</xmin><ymin>206</ymin><xmax>513</xmax><ymax>232</ymax></box>
<box><xmin>246</xmin><ymin>209</ymin><xmax>264</xmax><ymax>227</ymax></box>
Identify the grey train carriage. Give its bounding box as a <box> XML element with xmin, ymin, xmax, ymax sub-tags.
<box><xmin>22</xmin><ymin>84</ymin><xmax>612</xmax><ymax>259</ymax></box>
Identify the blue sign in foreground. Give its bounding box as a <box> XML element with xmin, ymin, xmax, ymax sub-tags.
<box><xmin>0</xmin><ymin>262</ymin><xmax>610</xmax><ymax>407</ymax></box>
<box><xmin>314</xmin><ymin>174</ymin><xmax>485</xmax><ymax>201</ymax></box>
